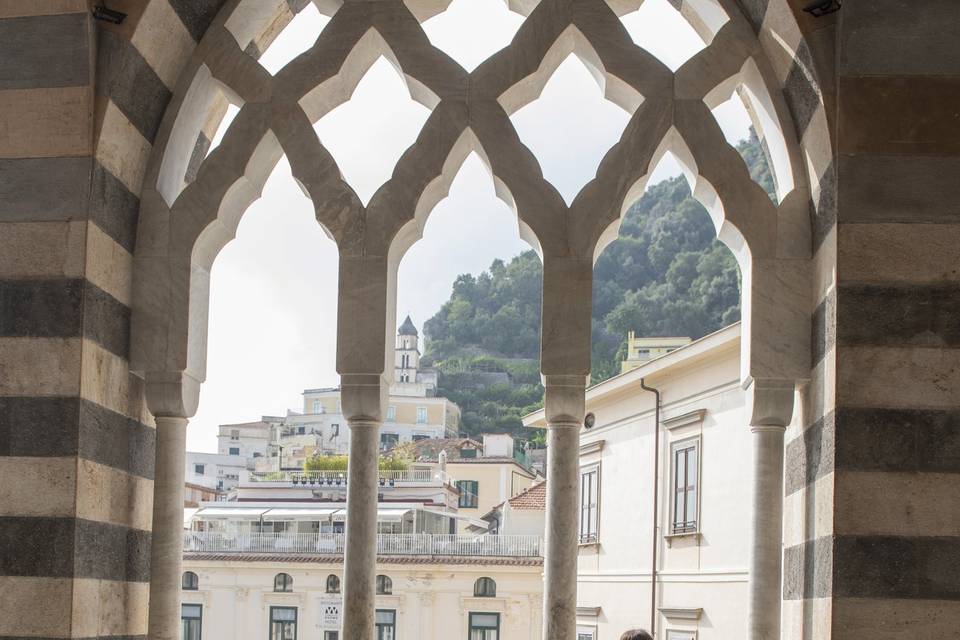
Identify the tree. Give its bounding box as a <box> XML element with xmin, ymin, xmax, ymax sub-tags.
<box><xmin>422</xmin><ymin>131</ymin><xmax>774</xmax><ymax>438</ymax></box>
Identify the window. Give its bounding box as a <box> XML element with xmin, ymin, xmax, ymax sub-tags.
<box><xmin>269</xmin><ymin>607</ymin><xmax>297</xmax><ymax>640</ymax></box>
<box><xmin>375</xmin><ymin>610</ymin><xmax>396</xmax><ymax>640</ymax></box>
<box><xmin>473</xmin><ymin>577</ymin><xmax>496</xmax><ymax>597</ymax></box>
<box><xmin>181</xmin><ymin>604</ymin><xmax>202</xmax><ymax>640</ymax></box>
<box><xmin>182</xmin><ymin>571</ymin><xmax>198</xmax><ymax>590</ymax></box>
<box><xmin>313</xmin><ymin>400</ymin><xmax>322</xmax><ymax>414</ymax></box>
<box><xmin>229</xmin><ymin>447</ymin><xmax>240</xmax><ymax>456</ymax></box>
<box><xmin>671</xmin><ymin>439</ymin><xmax>700</xmax><ymax>534</ymax></box>
<box><xmin>416</xmin><ymin>406</ymin><xmax>428</xmax><ymax>424</ymax></box>
<box><xmin>375</xmin><ymin>574</ymin><xmax>392</xmax><ymax>595</ymax></box>
<box><xmin>230</xmin><ymin>429</ymin><xmax>240</xmax><ymax>440</ymax></box>
<box><xmin>274</xmin><ymin>573</ymin><xmax>293</xmax><ymax>592</ymax></box>
<box><xmin>576</xmin><ymin>628</ymin><xmax>596</xmax><ymax>640</ymax></box>
<box><xmin>667</xmin><ymin>632</ymin><xmax>696</xmax><ymax>640</ymax></box>
<box><xmin>579</xmin><ymin>464</ymin><xmax>600</xmax><ymax>543</ymax></box>
<box><xmin>386</xmin><ymin>406</ymin><xmax>396</xmax><ymax>422</ymax></box>
<box><xmin>380</xmin><ymin>433</ymin><xmax>399</xmax><ymax>450</ymax></box>
<box><xmin>324</xmin><ymin>632</ymin><xmax>339</xmax><ymax>640</ymax></box>
<box><xmin>412</xmin><ymin>434</ymin><xmax>429</xmax><ymax>442</ymax></box>
<box><xmin>331</xmin><ymin>423</ymin><xmax>340</xmax><ymax>436</ymax></box>
<box><xmin>194</xmin><ymin>463</ymin><xmax>205</xmax><ymax>475</ymax></box>
<box><xmin>325</xmin><ymin>574</ymin><xmax>340</xmax><ymax>594</ymax></box>
<box><xmin>460</xmin><ymin>447</ymin><xmax>477</xmax><ymax>459</ymax></box>
<box><xmin>456</xmin><ymin>480</ymin><xmax>479</xmax><ymax>508</ymax></box>
<box><xmin>469</xmin><ymin>612</ymin><xmax>500</xmax><ymax>640</ymax></box>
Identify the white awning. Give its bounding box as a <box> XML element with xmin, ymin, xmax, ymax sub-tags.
<box><xmin>376</xmin><ymin>508</ymin><xmax>415</xmax><ymax>522</ymax></box>
<box><xmin>183</xmin><ymin>508</ymin><xmax>199</xmax><ymax>528</ymax></box>
<box><xmin>331</xmin><ymin>507</ymin><xmax>412</xmax><ymax>522</ymax></box>
<box><xmin>193</xmin><ymin>507</ymin><xmax>270</xmax><ymax>519</ymax></box>
<box><xmin>262</xmin><ymin>508</ymin><xmax>341</xmax><ymax>520</ymax></box>
<box><xmin>425</xmin><ymin>509</ymin><xmax>488</xmax><ymax>530</ymax></box>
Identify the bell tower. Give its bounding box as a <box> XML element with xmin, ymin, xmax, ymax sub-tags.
<box><xmin>395</xmin><ymin>315</ymin><xmax>420</xmax><ymax>383</ymax></box>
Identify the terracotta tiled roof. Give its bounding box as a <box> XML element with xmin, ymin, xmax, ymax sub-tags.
<box><xmin>184</xmin><ymin>552</ymin><xmax>542</xmax><ymax>566</ymax></box>
<box><xmin>506</xmin><ymin>481</ymin><xmax>546</xmax><ymax>511</ymax></box>
<box><xmin>405</xmin><ymin>437</ymin><xmax>482</xmax><ymax>462</ymax></box>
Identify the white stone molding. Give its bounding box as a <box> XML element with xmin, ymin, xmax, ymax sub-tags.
<box><xmin>659</xmin><ymin>607</ymin><xmax>704</xmax><ymax>621</ymax></box>
<box><xmin>662</xmin><ymin>409</ymin><xmax>706</xmax><ymax>431</ymax></box>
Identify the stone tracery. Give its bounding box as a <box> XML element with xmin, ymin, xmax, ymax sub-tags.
<box><xmin>131</xmin><ymin>1</ymin><xmax>813</xmax><ymax>639</ymax></box>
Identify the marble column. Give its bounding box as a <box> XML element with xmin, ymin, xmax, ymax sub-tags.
<box><xmin>148</xmin><ymin>416</ymin><xmax>189</xmax><ymax>640</ymax></box>
<box><xmin>542</xmin><ymin>376</ymin><xmax>585</xmax><ymax>640</ymax></box>
<box><xmin>341</xmin><ymin>418</ymin><xmax>380</xmax><ymax>640</ymax></box>
<box><xmin>747</xmin><ymin>424</ymin><xmax>786</xmax><ymax>640</ymax></box>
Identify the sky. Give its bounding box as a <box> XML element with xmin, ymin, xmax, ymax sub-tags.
<box><xmin>187</xmin><ymin>0</ymin><xmax>752</xmax><ymax>452</ymax></box>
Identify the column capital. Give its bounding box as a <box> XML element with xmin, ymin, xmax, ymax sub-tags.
<box><xmin>145</xmin><ymin>370</ymin><xmax>201</xmax><ymax>419</ymax></box>
<box><xmin>543</xmin><ymin>374</ymin><xmax>587</xmax><ymax>427</ymax></box>
<box><xmin>340</xmin><ymin>373</ymin><xmax>388</xmax><ymax>424</ymax></box>
<box><xmin>743</xmin><ymin>376</ymin><xmax>796</xmax><ymax>428</ymax></box>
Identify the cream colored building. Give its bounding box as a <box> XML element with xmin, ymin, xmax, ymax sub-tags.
<box><xmin>181</xmin><ymin>557</ymin><xmax>544</xmax><ymax>640</ymax></box>
<box><xmin>181</xmin><ymin>480</ymin><xmax>544</xmax><ymax>640</ymax></box>
<box><xmin>525</xmin><ymin>324</ymin><xmax>750</xmax><ymax>640</ymax></box>
<box><xmin>620</xmin><ymin>333</ymin><xmax>692</xmax><ymax>373</ymax></box>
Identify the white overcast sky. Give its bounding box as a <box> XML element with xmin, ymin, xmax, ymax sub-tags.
<box><xmin>187</xmin><ymin>0</ymin><xmax>751</xmax><ymax>452</ymax></box>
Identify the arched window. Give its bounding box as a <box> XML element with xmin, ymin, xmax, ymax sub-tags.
<box><xmin>474</xmin><ymin>577</ymin><xmax>496</xmax><ymax>597</ymax></box>
<box><xmin>326</xmin><ymin>574</ymin><xmax>341</xmax><ymax>594</ymax></box>
<box><xmin>182</xmin><ymin>571</ymin><xmax>199</xmax><ymax>590</ymax></box>
<box><xmin>274</xmin><ymin>573</ymin><xmax>293</xmax><ymax>592</ymax></box>
<box><xmin>376</xmin><ymin>574</ymin><xmax>392</xmax><ymax>595</ymax></box>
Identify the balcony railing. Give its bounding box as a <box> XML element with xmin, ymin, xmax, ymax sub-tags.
<box><xmin>183</xmin><ymin>532</ymin><xmax>543</xmax><ymax>558</ymax></box>
<box><xmin>248</xmin><ymin>469</ymin><xmax>452</xmax><ymax>486</ymax></box>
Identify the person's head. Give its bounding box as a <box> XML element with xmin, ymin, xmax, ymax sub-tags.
<box><xmin>619</xmin><ymin>631</ymin><xmax>653</xmax><ymax>640</ymax></box>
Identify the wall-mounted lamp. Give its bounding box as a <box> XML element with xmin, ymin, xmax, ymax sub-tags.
<box><xmin>92</xmin><ymin>3</ymin><xmax>127</xmax><ymax>24</ymax></box>
<box><xmin>803</xmin><ymin>0</ymin><xmax>841</xmax><ymax>17</ymax></box>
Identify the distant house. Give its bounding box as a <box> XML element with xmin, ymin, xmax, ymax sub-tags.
<box><xmin>477</xmin><ymin>481</ymin><xmax>546</xmax><ymax>536</ymax></box>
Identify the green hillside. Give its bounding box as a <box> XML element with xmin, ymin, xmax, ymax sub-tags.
<box><xmin>422</xmin><ymin>132</ymin><xmax>775</xmax><ymax>439</ymax></box>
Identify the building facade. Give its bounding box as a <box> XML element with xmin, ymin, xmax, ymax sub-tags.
<box><xmin>186</xmin><ymin>451</ymin><xmax>251</xmax><ymax>492</ymax></box>
<box><xmin>526</xmin><ymin>324</ymin><xmax>750</xmax><ymax>639</ymax></box>
<box><xmin>181</xmin><ymin>557</ymin><xmax>543</xmax><ymax>640</ymax></box>
<box><xmin>181</xmin><ymin>478</ymin><xmax>544</xmax><ymax>640</ymax></box>
<box><xmin>620</xmin><ymin>333</ymin><xmax>693</xmax><ymax>373</ymax></box>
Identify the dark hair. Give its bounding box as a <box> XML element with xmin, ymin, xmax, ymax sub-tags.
<box><xmin>619</xmin><ymin>631</ymin><xmax>653</xmax><ymax>640</ymax></box>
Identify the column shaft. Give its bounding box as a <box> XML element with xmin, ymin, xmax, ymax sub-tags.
<box><xmin>747</xmin><ymin>425</ymin><xmax>786</xmax><ymax>640</ymax></box>
<box><xmin>543</xmin><ymin>421</ymin><xmax>580</xmax><ymax>639</ymax></box>
<box><xmin>341</xmin><ymin>420</ymin><xmax>380</xmax><ymax>640</ymax></box>
<box><xmin>148</xmin><ymin>416</ymin><xmax>188</xmax><ymax>640</ymax></box>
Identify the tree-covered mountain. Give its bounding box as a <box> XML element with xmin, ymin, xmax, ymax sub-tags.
<box><xmin>422</xmin><ymin>132</ymin><xmax>775</xmax><ymax>438</ymax></box>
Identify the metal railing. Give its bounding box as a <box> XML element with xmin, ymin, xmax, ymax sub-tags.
<box><xmin>183</xmin><ymin>532</ymin><xmax>542</xmax><ymax>557</ymax></box>
<box><xmin>248</xmin><ymin>469</ymin><xmax>452</xmax><ymax>485</ymax></box>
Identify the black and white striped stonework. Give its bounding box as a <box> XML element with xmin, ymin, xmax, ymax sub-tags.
<box><xmin>0</xmin><ymin>2</ymin><xmax>226</xmax><ymax>638</ymax></box>
<box><xmin>770</xmin><ymin>1</ymin><xmax>960</xmax><ymax>638</ymax></box>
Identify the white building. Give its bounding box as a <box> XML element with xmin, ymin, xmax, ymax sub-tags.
<box><xmin>478</xmin><ymin>482</ymin><xmax>547</xmax><ymax>537</ymax></box>
<box><xmin>182</xmin><ymin>472</ymin><xmax>544</xmax><ymax>640</ymax></box>
<box><xmin>524</xmin><ymin>323</ymin><xmax>750</xmax><ymax>640</ymax></box>
<box><xmin>186</xmin><ymin>451</ymin><xmax>251</xmax><ymax>492</ymax></box>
